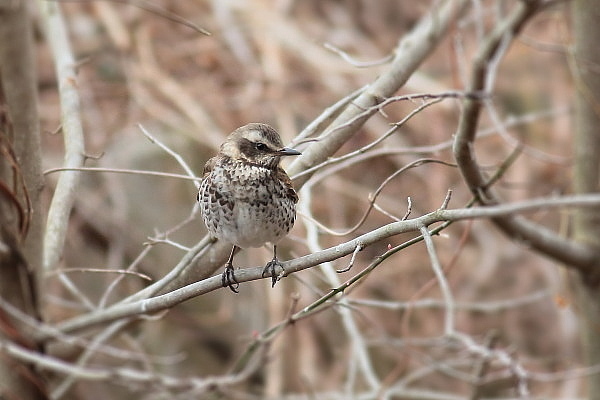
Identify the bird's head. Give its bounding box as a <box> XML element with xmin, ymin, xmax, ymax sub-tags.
<box><xmin>220</xmin><ymin>123</ymin><xmax>301</xmax><ymax>168</ymax></box>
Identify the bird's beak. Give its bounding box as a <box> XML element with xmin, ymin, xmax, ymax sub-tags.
<box><xmin>277</xmin><ymin>147</ymin><xmax>301</xmax><ymax>156</ymax></box>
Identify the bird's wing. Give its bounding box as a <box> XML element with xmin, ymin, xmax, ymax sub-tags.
<box><xmin>277</xmin><ymin>167</ymin><xmax>298</xmax><ymax>204</ymax></box>
<box><xmin>202</xmin><ymin>156</ymin><xmax>217</xmax><ymax>177</ymax></box>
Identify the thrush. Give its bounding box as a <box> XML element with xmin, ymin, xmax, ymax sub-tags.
<box><xmin>197</xmin><ymin>123</ymin><xmax>301</xmax><ymax>292</ymax></box>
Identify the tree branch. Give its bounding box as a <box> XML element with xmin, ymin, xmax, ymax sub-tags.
<box><xmin>452</xmin><ymin>0</ymin><xmax>600</xmax><ymax>273</ymax></box>
<box><xmin>38</xmin><ymin>0</ymin><xmax>86</xmax><ymax>272</ymax></box>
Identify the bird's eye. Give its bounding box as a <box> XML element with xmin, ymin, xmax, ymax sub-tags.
<box><xmin>255</xmin><ymin>142</ymin><xmax>268</xmax><ymax>151</ymax></box>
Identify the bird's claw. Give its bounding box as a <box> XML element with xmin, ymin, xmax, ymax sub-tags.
<box><xmin>222</xmin><ymin>263</ymin><xmax>239</xmax><ymax>293</ymax></box>
<box><xmin>262</xmin><ymin>258</ymin><xmax>284</xmax><ymax>288</ymax></box>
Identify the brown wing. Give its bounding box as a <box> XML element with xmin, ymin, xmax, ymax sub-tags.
<box><xmin>197</xmin><ymin>156</ymin><xmax>218</xmax><ymax>202</ymax></box>
<box><xmin>202</xmin><ymin>156</ymin><xmax>218</xmax><ymax>177</ymax></box>
<box><xmin>277</xmin><ymin>167</ymin><xmax>298</xmax><ymax>204</ymax></box>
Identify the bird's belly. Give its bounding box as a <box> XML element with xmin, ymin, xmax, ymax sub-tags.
<box><xmin>229</xmin><ymin>200</ymin><xmax>295</xmax><ymax>248</ymax></box>
<box><xmin>201</xmin><ymin>195</ymin><xmax>295</xmax><ymax>248</ymax></box>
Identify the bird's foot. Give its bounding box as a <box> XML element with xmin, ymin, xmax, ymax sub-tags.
<box><xmin>262</xmin><ymin>257</ymin><xmax>284</xmax><ymax>288</ymax></box>
<box><xmin>222</xmin><ymin>262</ymin><xmax>239</xmax><ymax>293</ymax></box>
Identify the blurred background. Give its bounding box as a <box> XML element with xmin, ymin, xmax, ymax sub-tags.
<box><xmin>37</xmin><ymin>1</ymin><xmax>579</xmax><ymax>398</ymax></box>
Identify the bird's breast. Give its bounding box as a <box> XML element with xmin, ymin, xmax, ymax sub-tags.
<box><xmin>198</xmin><ymin>159</ymin><xmax>297</xmax><ymax>248</ymax></box>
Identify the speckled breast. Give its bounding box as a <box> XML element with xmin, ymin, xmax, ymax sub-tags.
<box><xmin>198</xmin><ymin>159</ymin><xmax>296</xmax><ymax>249</ymax></box>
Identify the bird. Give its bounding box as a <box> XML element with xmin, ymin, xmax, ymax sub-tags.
<box><xmin>197</xmin><ymin>123</ymin><xmax>301</xmax><ymax>292</ymax></box>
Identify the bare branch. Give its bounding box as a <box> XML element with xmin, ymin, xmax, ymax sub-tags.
<box><xmin>301</xmin><ymin>159</ymin><xmax>456</xmax><ymax>236</ymax></box>
<box><xmin>54</xmin><ymin>0</ymin><xmax>211</xmax><ymax>36</ymax></box>
<box><xmin>420</xmin><ymin>226</ymin><xmax>455</xmax><ymax>335</ymax></box>
<box><xmin>324</xmin><ymin>42</ymin><xmax>394</xmax><ymax>68</ymax></box>
<box><xmin>38</xmin><ymin>0</ymin><xmax>86</xmax><ymax>272</ymax></box>
<box><xmin>351</xmin><ymin>290</ymin><xmax>551</xmax><ymax>313</ymax></box>
<box><xmin>1</xmin><ymin>336</ymin><xmax>263</xmax><ymax>395</ymax></box>
<box><xmin>138</xmin><ymin>124</ymin><xmax>200</xmax><ymax>188</ymax></box>
<box><xmin>336</xmin><ymin>242</ymin><xmax>363</xmax><ymax>274</ymax></box>
<box><xmin>45</xmin><ymin>166</ymin><xmax>199</xmax><ymax>181</ymax></box>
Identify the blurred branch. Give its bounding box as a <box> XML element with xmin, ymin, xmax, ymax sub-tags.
<box><xmin>38</xmin><ymin>0</ymin><xmax>86</xmax><ymax>272</ymax></box>
<box><xmin>138</xmin><ymin>124</ymin><xmax>200</xmax><ymax>187</ymax></box>
<box><xmin>54</xmin><ymin>0</ymin><xmax>210</xmax><ymax>35</ymax></box>
<box><xmin>51</xmin><ymin>320</ymin><xmax>128</xmax><ymax>398</ymax></box>
<box><xmin>324</xmin><ymin>42</ymin><xmax>394</xmax><ymax>68</ymax></box>
<box><xmin>420</xmin><ymin>226</ymin><xmax>455</xmax><ymax>335</ymax></box>
<box><xmin>44</xmin><ymin>166</ymin><xmax>199</xmax><ymax>181</ymax></box>
<box><xmin>570</xmin><ymin>0</ymin><xmax>600</xmax><ymax>396</ymax></box>
<box><xmin>300</xmin><ymin>186</ymin><xmax>380</xmax><ymax>392</ymax></box>
<box><xmin>451</xmin><ymin>332</ymin><xmax>530</xmax><ymax>397</ymax></box>
<box><xmin>1</xmin><ymin>335</ymin><xmax>263</xmax><ymax>396</ymax></box>
<box><xmin>132</xmin><ymin>26</ymin><xmax>222</xmax><ymax>150</ymax></box>
<box><xmin>350</xmin><ymin>290</ymin><xmax>551</xmax><ymax>313</ymax></box>
<box><xmin>452</xmin><ymin>0</ymin><xmax>600</xmax><ymax>272</ymax></box>
<box><xmin>469</xmin><ymin>331</ymin><xmax>500</xmax><ymax>400</ymax></box>
<box><xmin>37</xmin><ymin>193</ymin><xmax>600</xmax><ymax>339</ymax></box>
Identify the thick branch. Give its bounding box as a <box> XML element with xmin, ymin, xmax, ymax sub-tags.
<box><xmin>571</xmin><ymin>0</ymin><xmax>600</xmax><ymax>397</ymax></box>
<box><xmin>38</xmin><ymin>0</ymin><xmax>86</xmax><ymax>272</ymax></box>
<box><xmin>452</xmin><ymin>0</ymin><xmax>599</xmax><ymax>273</ymax></box>
<box><xmin>572</xmin><ymin>0</ymin><xmax>600</xmax><ymax>281</ymax></box>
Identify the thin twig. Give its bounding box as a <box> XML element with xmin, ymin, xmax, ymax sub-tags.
<box><xmin>419</xmin><ymin>226</ymin><xmax>455</xmax><ymax>335</ymax></box>
<box><xmin>53</xmin><ymin>0</ymin><xmax>211</xmax><ymax>35</ymax></box>
<box><xmin>351</xmin><ymin>290</ymin><xmax>550</xmax><ymax>313</ymax></box>
<box><xmin>47</xmin><ymin>268</ymin><xmax>152</xmax><ymax>281</ymax></box>
<box><xmin>292</xmin><ymin>97</ymin><xmax>450</xmax><ymax>181</ymax></box>
<box><xmin>336</xmin><ymin>242</ymin><xmax>363</xmax><ymax>273</ymax></box>
<box><xmin>44</xmin><ymin>166</ymin><xmax>199</xmax><ymax>182</ymax></box>
<box><xmin>324</xmin><ymin>42</ymin><xmax>394</xmax><ymax>68</ymax></box>
<box><xmin>120</xmin><ymin>236</ymin><xmax>214</xmax><ymax>303</ymax></box>
<box><xmin>439</xmin><ymin>190</ymin><xmax>453</xmax><ymax>210</ymax></box>
<box><xmin>99</xmin><ymin>244</ymin><xmax>154</xmax><ymax>308</ymax></box>
<box><xmin>402</xmin><ymin>197</ymin><xmax>413</xmax><ymax>221</ymax></box>
<box><xmin>138</xmin><ymin>124</ymin><xmax>200</xmax><ymax>188</ymax></box>
<box><xmin>300</xmin><ymin>158</ymin><xmax>456</xmax><ymax>236</ymax></box>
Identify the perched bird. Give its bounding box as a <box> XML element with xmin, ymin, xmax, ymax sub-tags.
<box><xmin>197</xmin><ymin>123</ymin><xmax>301</xmax><ymax>292</ymax></box>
